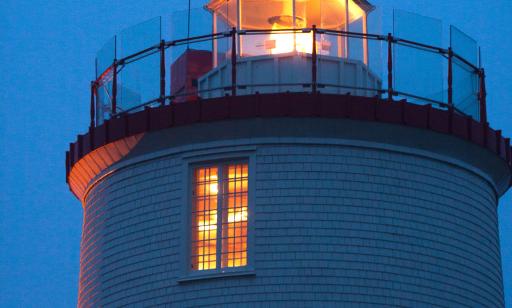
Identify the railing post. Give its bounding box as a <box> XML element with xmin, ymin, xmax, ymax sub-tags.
<box><xmin>231</xmin><ymin>27</ymin><xmax>237</xmax><ymax>96</ymax></box>
<box><xmin>387</xmin><ymin>33</ymin><xmax>393</xmax><ymax>102</ymax></box>
<box><xmin>90</xmin><ymin>81</ymin><xmax>96</xmax><ymax>128</ymax></box>
<box><xmin>160</xmin><ymin>40</ymin><xmax>166</xmax><ymax>105</ymax></box>
<box><xmin>448</xmin><ymin>47</ymin><xmax>453</xmax><ymax>107</ymax></box>
<box><xmin>312</xmin><ymin>25</ymin><xmax>317</xmax><ymax>94</ymax></box>
<box><xmin>112</xmin><ymin>59</ymin><xmax>118</xmax><ymax>117</ymax></box>
<box><xmin>479</xmin><ymin>68</ymin><xmax>487</xmax><ymax>124</ymax></box>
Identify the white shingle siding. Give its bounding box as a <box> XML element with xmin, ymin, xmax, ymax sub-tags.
<box><xmin>79</xmin><ymin>139</ymin><xmax>503</xmax><ymax>307</ymax></box>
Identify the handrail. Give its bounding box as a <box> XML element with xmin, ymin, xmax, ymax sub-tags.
<box><xmin>92</xmin><ymin>27</ymin><xmax>486</xmax><ymax>128</ymax></box>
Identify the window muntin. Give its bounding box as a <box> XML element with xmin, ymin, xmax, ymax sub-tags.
<box><xmin>191</xmin><ymin>167</ymin><xmax>219</xmax><ymax>271</ymax></box>
<box><xmin>191</xmin><ymin>162</ymin><xmax>249</xmax><ymax>271</ymax></box>
<box><xmin>221</xmin><ymin>164</ymin><xmax>249</xmax><ymax>268</ymax></box>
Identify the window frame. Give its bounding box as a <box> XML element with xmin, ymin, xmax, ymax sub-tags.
<box><xmin>180</xmin><ymin>152</ymin><xmax>255</xmax><ymax>281</ymax></box>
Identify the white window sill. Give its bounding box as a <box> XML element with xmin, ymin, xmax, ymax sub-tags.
<box><xmin>177</xmin><ymin>268</ymin><xmax>255</xmax><ymax>284</ymax></box>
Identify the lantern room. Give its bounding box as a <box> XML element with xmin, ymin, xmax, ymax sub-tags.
<box><xmin>207</xmin><ymin>0</ymin><xmax>373</xmax><ymax>59</ymax></box>
<box><xmin>198</xmin><ymin>0</ymin><xmax>380</xmax><ymax>99</ymax></box>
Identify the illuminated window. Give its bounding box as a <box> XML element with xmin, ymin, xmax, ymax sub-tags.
<box><xmin>191</xmin><ymin>162</ymin><xmax>249</xmax><ymax>271</ymax></box>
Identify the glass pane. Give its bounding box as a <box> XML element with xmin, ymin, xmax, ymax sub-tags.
<box><xmin>346</xmin><ymin>0</ymin><xmax>366</xmax><ymax>63</ymax></box>
<box><xmin>191</xmin><ymin>167</ymin><xmax>219</xmax><ymax>271</ymax></box>
<box><xmin>169</xmin><ymin>8</ymin><xmax>214</xmax><ymax>102</ymax></box>
<box><xmin>319</xmin><ymin>0</ymin><xmax>345</xmax><ymax>58</ymax></box>
<box><xmin>216</xmin><ymin>17</ymin><xmax>233</xmax><ymax>66</ymax></box>
<box><xmin>171</xmin><ymin>46</ymin><xmax>214</xmax><ymax>102</ymax></box>
<box><xmin>169</xmin><ymin>8</ymin><xmax>214</xmax><ymax>62</ymax></box>
<box><xmin>393</xmin><ymin>9</ymin><xmax>444</xmax><ymax>104</ymax></box>
<box><xmin>197</xmin><ymin>35</ymin><xmax>230</xmax><ymax>100</ymax></box>
<box><xmin>221</xmin><ymin>163</ymin><xmax>248</xmax><ymax>268</ymax></box>
<box><xmin>96</xmin><ymin>36</ymin><xmax>116</xmax><ymax>78</ymax></box>
<box><xmin>116</xmin><ymin>50</ymin><xmax>160</xmax><ymax>113</ymax></box>
<box><xmin>453</xmin><ymin>58</ymin><xmax>479</xmax><ymax>120</ymax></box>
<box><xmin>450</xmin><ymin>25</ymin><xmax>478</xmax><ymax>66</ymax></box>
<box><xmin>239</xmin><ymin>32</ymin><xmax>272</xmax><ymax>57</ymax></box>
<box><xmin>294</xmin><ymin>0</ymin><xmax>322</xmax><ymax>54</ymax></box>
<box><xmin>318</xmin><ymin>33</ymin><xmax>381</xmax><ymax>97</ymax></box>
<box><xmin>239</xmin><ymin>0</ymin><xmax>291</xmax><ymax>30</ymax></box>
<box><xmin>367</xmin><ymin>6</ymin><xmax>382</xmax><ymax>78</ymax></box>
<box><xmin>242</xmin><ymin>0</ymin><xmax>313</xmax><ymax>56</ymax></box>
<box><xmin>348</xmin><ymin>16</ymin><xmax>364</xmax><ymax>63</ymax></box>
<box><xmin>321</xmin><ymin>0</ymin><xmax>348</xmax><ymax>30</ymax></box>
<box><xmin>117</xmin><ymin>17</ymin><xmax>161</xmax><ymax>60</ymax></box>
<box><xmin>96</xmin><ymin>72</ymin><xmax>113</xmax><ymax>125</ymax></box>
<box><xmin>451</xmin><ymin>25</ymin><xmax>479</xmax><ymax>120</ymax></box>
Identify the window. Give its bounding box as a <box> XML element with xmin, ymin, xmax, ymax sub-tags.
<box><xmin>190</xmin><ymin>162</ymin><xmax>249</xmax><ymax>271</ymax></box>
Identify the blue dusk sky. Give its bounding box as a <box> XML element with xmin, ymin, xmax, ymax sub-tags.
<box><xmin>1</xmin><ymin>1</ymin><xmax>511</xmax><ymax>306</ymax></box>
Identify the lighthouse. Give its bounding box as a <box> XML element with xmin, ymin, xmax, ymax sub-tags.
<box><xmin>67</xmin><ymin>1</ymin><xmax>511</xmax><ymax>307</ymax></box>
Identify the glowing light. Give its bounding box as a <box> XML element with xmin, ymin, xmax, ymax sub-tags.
<box><xmin>198</xmin><ymin>221</ymin><xmax>218</xmax><ymax>232</ymax></box>
<box><xmin>222</xmin><ymin>164</ymin><xmax>249</xmax><ymax>268</ymax></box>
<box><xmin>192</xmin><ymin>167</ymin><xmax>219</xmax><ymax>271</ymax></box>
<box><xmin>268</xmin><ymin>27</ymin><xmax>314</xmax><ymax>54</ymax></box>
<box><xmin>228</xmin><ymin>209</ymin><xmax>248</xmax><ymax>223</ymax></box>
<box><xmin>210</xmin><ymin>182</ymin><xmax>218</xmax><ymax>194</ymax></box>
<box><xmin>192</xmin><ymin>164</ymin><xmax>249</xmax><ymax>271</ymax></box>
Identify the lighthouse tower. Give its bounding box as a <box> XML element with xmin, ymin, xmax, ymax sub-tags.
<box><xmin>67</xmin><ymin>1</ymin><xmax>511</xmax><ymax>307</ymax></box>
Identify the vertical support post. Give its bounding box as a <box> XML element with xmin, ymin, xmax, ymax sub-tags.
<box><xmin>213</xmin><ymin>12</ymin><xmax>218</xmax><ymax>68</ymax></box>
<box><xmin>237</xmin><ymin>0</ymin><xmax>243</xmax><ymax>56</ymax></box>
<box><xmin>231</xmin><ymin>27</ymin><xmax>237</xmax><ymax>96</ymax></box>
<box><xmin>312</xmin><ymin>25</ymin><xmax>318</xmax><ymax>94</ymax></box>
<box><xmin>479</xmin><ymin>68</ymin><xmax>487</xmax><ymax>124</ymax></box>
<box><xmin>94</xmin><ymin>84</ymin><xmax>101</xmax><ymax>125</ymax></box>
<box><xmin>292</xmin><ymin>0</ymin><xmax>297</xmax><ymax>53</ymax></box>
<box><xmin>362</xmin><ymin>12</ymin><xmax>369</xmax><ymax>66</ymax></box>
<box><xmin>448</xmin><ymin>47</ymin><xmax>453</xmax><ymax>107</ymax></box>
<box><xmin>90</xmin><ymin>81</ymin><xmax>96</xmax><ymax>128</ymax></box>
<box><xmin>112</xmin><ymin>60</ymin><xmax>118</xmax><ymax>116</ymax></box>
<box><xmin>112</xmin><ymin>35</ymin><xmax>118</xmax><ymax>117</ymax></box>
<box><xmin>160</xmin><ymin>40</ymin><xmax>166</xmax><ymax>105</ymax></box>
<box><xmin>387</xmin><ymin>33</ymin><xmax>393</xmax><ymax>102</ymax></box>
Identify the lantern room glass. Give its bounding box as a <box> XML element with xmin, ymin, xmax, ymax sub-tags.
<box><xmin>206</xmin><ymin>0</ymin><xmax>370</xmax><ymax>62</ymax></box>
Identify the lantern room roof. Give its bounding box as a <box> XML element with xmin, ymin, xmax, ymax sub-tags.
<box><xmin>206</xmin><ymin>0</ymin><xmax>375</xmax><ymax>13</ymax></box>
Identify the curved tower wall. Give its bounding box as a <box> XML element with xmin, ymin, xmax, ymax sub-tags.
<box><xmin>78</xmin><ymin>118</ymin><xmax>504</xmax><ymax>307</ymax></box>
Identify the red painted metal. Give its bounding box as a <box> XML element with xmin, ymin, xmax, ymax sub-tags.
<box><xmin>231</xmin><ymin>27</ymin><xmax>237</xmax><ymax>96</ymax></box>
<box><xmin>448</xmin><ymin>48</ymin><xmax>453</xmax><ymax>107</ymax></box>
<box><xmin>160</xmin><ymin>40</ymin><xmax>166</xmax><ymax>105</ymax></box>
<box><xmin>479</xmin><ymin>69</ymin><xmax>488</xmax><ymax>124</ymax></box>
<box><xmin>387</xmin><ymin>33</ymin><xmax>393</xmax><ymax>101</ymax></box>
<box><xmin>90</xmin><ymin>81</ymin><xmax>96</xmax><ymax>128</ymax></box>
<box><xmin>112</xmin><ymin>60</ymin><xmax>118</xmax><ymax>115</ymax></box>
<box><xmin>170</xmin><ymin>49</ymin><xmax>213</xmax><ymax>103</ymax></box>
<box><xmin>66</xmin><ymin>93</ymin><xmax>512</xmax><ymax>185</ymax></box>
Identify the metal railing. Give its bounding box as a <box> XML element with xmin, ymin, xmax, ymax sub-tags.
<box><xmin>90</xmin><ymin>26</ymin><xmax>486</xmax><ymax>128</ymax></box>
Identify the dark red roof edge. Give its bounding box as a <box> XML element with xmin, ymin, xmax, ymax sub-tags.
<box><xmin>65</xmin><ymin>93</ymin><xmax>512</xmax><ymax>186</ymax></box>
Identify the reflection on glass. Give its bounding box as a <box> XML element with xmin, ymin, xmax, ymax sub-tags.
<box><xmin>222</xmin><ymin>164</ymin><xmax>249</xmax><ymax>268</ymax></box>
<box><xmin>191</xmin><ymin>163</ymin><xmax>249</xmax><ymax>271</ymax></box>
<box><xmin>191</xmin><ymin>167</ymin><xmax>219</xmax><ymax>270</ymax></box>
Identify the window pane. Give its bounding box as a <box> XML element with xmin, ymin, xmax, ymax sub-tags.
<box><xmin>191</xmin><ymin>167</ymin><xmax>219</xmax><ymax>271</ymax></box>
<box><xmin>393</xmin><ymin>9</ymin><xmax>444</xmax><ymax>104</ymax></box>
<box><xmin>222</xmin><ymin>163</ymin><xmax>249</xmax><ymax>268</ymax></box>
